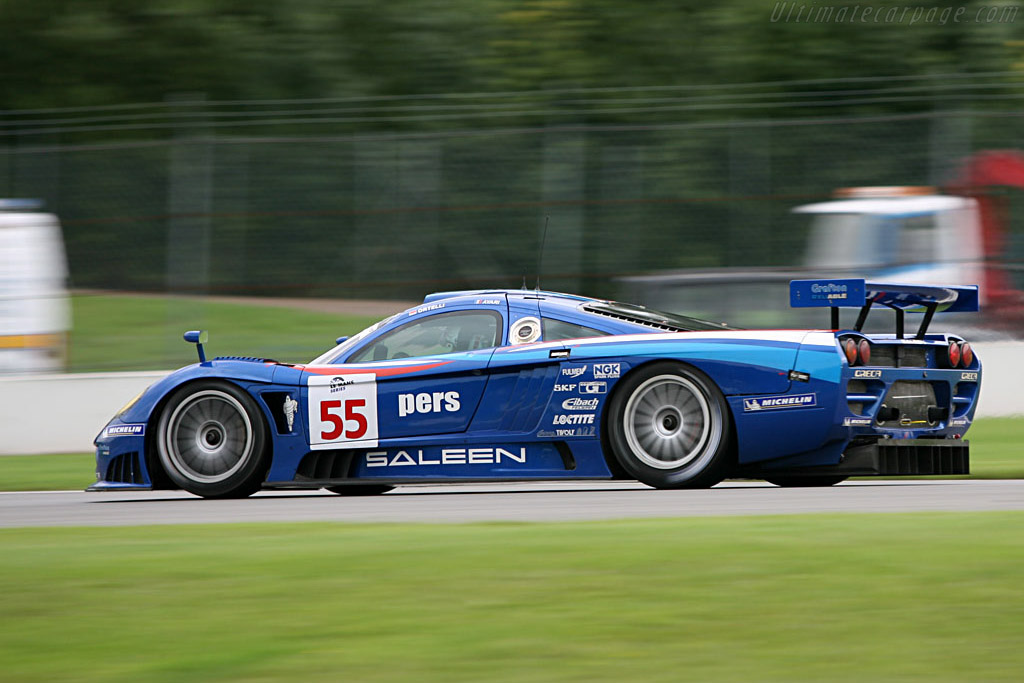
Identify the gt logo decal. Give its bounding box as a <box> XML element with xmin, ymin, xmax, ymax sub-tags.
<box><xmin>309</xmin><ymin>374</ymin><xmax>378</xmax><ymax>449</ymax></box>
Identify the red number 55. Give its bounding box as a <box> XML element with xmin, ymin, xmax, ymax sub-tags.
<box><xmin>320</xmin><ymin>399</ymin><xmax>368</xmax><ymax>440</ymax></box>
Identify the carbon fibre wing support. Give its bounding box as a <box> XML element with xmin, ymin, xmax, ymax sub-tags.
<box><xmin>789</xmin><ymin>279</ymin><xmax>980</xmax><ymax>338</ymax></box>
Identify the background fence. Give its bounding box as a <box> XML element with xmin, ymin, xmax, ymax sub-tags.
<box><xmin>3</xmin><ymin>77</ymin><xmax>1024</xmax><ymax>369</ymax></box>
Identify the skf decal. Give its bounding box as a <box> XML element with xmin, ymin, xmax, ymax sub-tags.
<box><xmin>853</xmin><ymin>369</ymin><xmax>882</xmax><ymax>379</ymax></box>
<box><xmin>743</xmin><ymin>393</ymin><xmax>817</xmax><ymax>412</ymax></box>
<box><xmin>562</xmin><ymin>366</ymin><xmax>586</xmax><ymax>378</ymax></box>
<box><xmin>960</xmin><ymin>372</ymin><xmax>979</xmax><ymax>381</ymax></box>
<box><xmin>592</xmin><ymin>363</ymin><xmax>621</xmax><ymax>378</ymax></box>
<box><xmin>843</xmin><ymin>417</ymin><xmax>873</xmax><ymax>426</ymax></box>
<box><xmin>104</xmin><ymin>423</ymin><xmax>145</xmax><ymax>437</ymax></box>
<box><xmin>365</xmin><ymin>447</ymin><xmax>526</xmax><ymax>467</ymax></box>
<box><xmin>562</xmin><ymin>397</ymin><xmax>599</xmax><ymax>411</ymax></box>
<box><xmin>398</xmin><ymin>391</ymin><xmax>460</xmax><ymax>417</ymax></box>
<box><xmin>553</xmin><ymin>414</ymin><xmax>595</xmax><ymax>425</ymax></box>
<box><xmin>579</xmin><ymin>381</ymin><xmax>606</xmax><ymax>394</ymax></box>
<box><xmin>554</xmin><ymin>383</ymin><xmax>576</xmax><ymax>392</ymax></box>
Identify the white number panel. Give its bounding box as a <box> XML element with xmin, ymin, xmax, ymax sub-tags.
<box><xmin>308</xmin><ymin>373</ymin><xmax>379</xmax><ymax>450</ymax></box>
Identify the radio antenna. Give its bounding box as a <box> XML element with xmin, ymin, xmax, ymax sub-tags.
<box><xmin>535</xmin><ymin>214</ymin><xmax>549</xmax><ymax>291</ymax></box>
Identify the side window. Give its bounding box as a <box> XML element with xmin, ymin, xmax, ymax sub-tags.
<box><xmin>542</xmin><ymin>317</ymin><xmax>610</xmax><ymax>341</ymax></box>
<box><xmin>347</xmin><ymin>311</ymin><xmax>502</xmax><ymax>363</ymax></box>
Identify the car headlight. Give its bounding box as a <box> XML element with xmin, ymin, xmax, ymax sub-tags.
<box><xmin>117</xmin><ymin>391</ymin><xmax>144</xmax><ymax>417</ymax></box>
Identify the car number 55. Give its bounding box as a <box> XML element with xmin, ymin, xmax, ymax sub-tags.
<box><xmin>308</xmin><ymin>374</ymin><xmax>379</xmax><ymax>449</ymax></box>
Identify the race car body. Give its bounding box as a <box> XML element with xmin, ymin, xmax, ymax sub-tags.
<box><xmin>90</xmin><ymin>279</ymin><xmax>981</xmax><ymax>497</ymax></box>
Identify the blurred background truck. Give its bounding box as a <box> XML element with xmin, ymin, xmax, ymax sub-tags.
<box><xmin>0</xmin><ymin>200</ymin><xmax>71</xmax><ymax>373</ymax></box>
<box><xmin>621</xmin><ymin>150</ymin><xmax>1024</xmax><ymax>334</ymax></box>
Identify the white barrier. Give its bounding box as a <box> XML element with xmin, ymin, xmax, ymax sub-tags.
<box><xmin>0</xmin><ymin>371</ymin><xmax>170</xmax><ymax>455</ymax></box>
<box><xmin>0</xmin><ymin>342</ymin><xmax>1020</xmax><ymax>455</ymax></box>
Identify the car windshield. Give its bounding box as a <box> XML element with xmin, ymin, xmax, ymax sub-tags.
<box><xmin>581</xmin><ymin>301</ymin><xmax>735</xmax><ymax>332</ymax></box>
<box><xmin>308</xmin><ymin>312</ymin><xmax>402</xmax><ymax>365</ymax></box>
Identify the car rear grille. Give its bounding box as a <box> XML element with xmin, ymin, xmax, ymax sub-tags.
<box><xmin>874</xmin><ymin>440</ymin><xmax>969</xmax><ymax>475</ymax></box>
<box><xmin>105</xmin><ymin>452</ymin><xmax>144</xmax><ymax>484</ymax></box>
<box><xmin>295</xmin><ymin>451</ymin><xmax>355</xmax><ymax>480</ymax></box>
<box><xmin>868</xmin><ymin>345</ymin><xmax>928</xmax><ymax>368</ymax></box>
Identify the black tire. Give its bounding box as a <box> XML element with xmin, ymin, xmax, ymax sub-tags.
<box><xmin>325</xmin><ymin>485</ymin><xmax>394</xmax><ymax>496</ymax></box>
<box><xmin>607</xmin><ymin>362</ymin><xmax>733</xmax><ymax>489</ymax></box>
<box><xmin>765</xmin><ymin>476</ymin><xmax>847</xmax><ymax>487</ymax></box>
<box><xmin>156</xmin><ymin>380</ymin><xmax>270</xmax><ymax>498</ymax></box>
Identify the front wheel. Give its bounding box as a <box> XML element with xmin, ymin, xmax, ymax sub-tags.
<box><xmin>156</xmin><ymin>381</ymin><xmax>269</xmax><ymax>498</ymax></box>
<box><xmin>607</xmin><ymin>362</ymin><xmax>733</xmax><ymax>489</ymax></box>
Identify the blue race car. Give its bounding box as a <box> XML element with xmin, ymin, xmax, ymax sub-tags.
<box><xmin>90</xmin><ymin>279</ymin><xmax>981</xmax><ymax>498</ymax></box>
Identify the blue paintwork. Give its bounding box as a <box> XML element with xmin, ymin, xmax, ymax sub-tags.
<box><xmin>89</xmin><ymin>285</ymin><xmax>983</xmax><ymax>492</ymax></box>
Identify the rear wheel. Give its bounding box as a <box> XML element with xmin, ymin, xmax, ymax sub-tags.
<box><xmin>325</xmin><ymin>485</ymin><xmax>394</xmax><ymax>496</ymax></box>
<box><xmin>156</xmin><ymin>381</ymin><xmax>269</xmax><ymax>498</ymax></box>
<box><xmin>765</xmin><ymin>476</ymin><xmax>847</xmax><ymax>487</ymax></box>
<box><xmin>607</xmin><ymin>362</ymin><xmax>733</xmax><ymax>489</ymax></box>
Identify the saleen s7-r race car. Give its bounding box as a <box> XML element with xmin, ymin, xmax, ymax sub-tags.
<box><xmin>90</xmin><ymin>279</ymin><xmax>981</xmax><ymax>498</ymax></box>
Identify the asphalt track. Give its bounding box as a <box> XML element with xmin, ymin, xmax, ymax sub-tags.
<box><xmin>1</xmin><ymin>479</ymin><xmax>1023</xmax><ymax>527</ymax></box>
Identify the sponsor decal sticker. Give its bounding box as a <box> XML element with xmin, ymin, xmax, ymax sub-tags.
<box><xmin>398</xmin><ymin>391</ymin><xmax>460</xmax><ymax>417</ymax></box>
<box><xmin>554</xmin><ymin>383</ymin><xmax>576</xmax><ymax>392</ymax></box>
<box><xmin>562</xmin><ymin>397</ymin><xmax>599</xmax><ymax>411</ymax></box>
<box><xmin>592</xmin><ymin>363</ymin><xmax>621</xmax><ymax>378</ymax></box>
<box><xmin>553</xmin><ymin>413</ymin><xmax>595</xmax><ymax>425</ymax></box>
<box><xmin>475</xmin><ymin>299</ymin><xmax>502</xmax><ymax>305</ymax></box>
<box><xmin>960</xmin><ymin>372</ymin><xmax>979</xmax><ymax>381</ymax></box>
<box><xmin>408</xmin><ymin>302</ymin><xmax>445</xmax><ymax>316</ymax></box>
<box><xmin>579</xmin><ymin>381</ymin><xmax>607</xmax><ymax>394</ymax></box>
<box><xmin>365</xmin><ymin>447</ymin><xmax>526</xmax><ymax>467</ymax></box>
<box><xmin>743</xmin><ymin>393</ymin><xmax>817</xmax><ymax>412</ymax></box>
<box><xmin>562</xmin><ymin>366</ymin><xmax>586</xmax><ymax>378</ymax></box>
<box><xmin>950</xmin><ymin>418</ymin><xmax>969</xmax><ymax>427</ymax></box>
<box><xmin>843</xmin><ymin>417</ymin><xmax>873</xmax><ymax>426</ymax></box>
<box><xmin>104</xmin><ymin>423</ymin><xmax>145</xmax><ymax>437</ymax></box>
<box><xmin>853</xmin><ymin>369</ymin><xmax>882</xmax><ymax>379</ymax></box>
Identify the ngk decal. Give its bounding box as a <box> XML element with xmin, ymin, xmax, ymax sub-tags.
<box><xmin>398</xmin><ymin>391</ymin><xmax>460</xmax><ymax>417</ymax></box>
<box><xmin>562</xmin><ymin>397</ymin><xmax>599</xmax><ymax>411</ymax></box>
<box><xmin>309</xmin><ymin>374</ymin><xmax>378</xmax><ymax>449</ymax></box>
<box><xmin>592</xmin><ymin>363</ymin><xmax>621</xmax><ymax>378</ymax></box>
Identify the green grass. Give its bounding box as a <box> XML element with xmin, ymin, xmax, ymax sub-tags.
<box><xmin>1</xmin><ymin>514</ymin><xmax>1022</xmax><ymax>681</ymax></box>
<box><xmin>2</xmin><ymin>417</ymin><xmax>1020</xmax><ymax>492</ymax></box>
<box><xmin>69</xmin><ymin>294</ymin><xmax>380</xmax><ymax>372</ymax></box>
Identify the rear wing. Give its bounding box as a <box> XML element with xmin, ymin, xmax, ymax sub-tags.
<box><xmin>790</xmin><ymin>279</ymin><xmax>979</xmax><ymax>338</ymax></box>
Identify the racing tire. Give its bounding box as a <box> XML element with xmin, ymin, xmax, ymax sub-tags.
<box><xmin>764</xmin><ymin>476</ymin><xmax>847</xmax><ymax>487</ymax></box>
<box><xmin>325</xmin><ymin>485</ymin><xmax>394</xmax><ymax>496</ymax></box>
<box><xmin>156</xmin><ymin>380</ymin><xmax>270</xmax><ymax>499</ymax></box>
<box><xmin>607</xmin><ymin>362</ymin><xmax>733</xmax><ymax>489</ymax></box>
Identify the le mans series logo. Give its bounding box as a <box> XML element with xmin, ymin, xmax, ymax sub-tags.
<box><xmin>743</xmin><ymin>393</ymin><xmax>817</xmax><ymax>412</ymax></box>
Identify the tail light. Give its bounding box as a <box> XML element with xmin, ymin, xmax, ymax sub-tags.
<box><xmin>961</xmin><ymin>342</ymin><xmax>973</xmax><ymax>367</ymax></box>
<box><xmin>857</xmin><ymin>339</ymin><xmax>871</xmax><ymax>366</ymax></box>
<box><xmin>843</xmin><ymin>338</ymin><xmax>858</xmax><ymax>365</ymax></box>
<box><xmin>948</xmin><ymin>341</ymin><xmax>962</xmax><ymax>368</ymax></box>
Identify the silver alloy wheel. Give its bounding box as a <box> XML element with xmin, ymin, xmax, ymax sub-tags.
<box><xmin>622</xmin><ymin>374</ymin><xmax>722</xmax><ymax>470</ymax></box>
<box><xmin>163</xmin><ymin>389</ymin><xmax>254</xmax><ymax>484</ymax></box>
